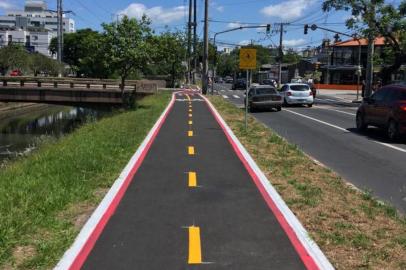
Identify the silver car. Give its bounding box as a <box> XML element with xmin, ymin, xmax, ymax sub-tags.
<box><xmin>245</xmin><ymin>85</ymin><xmax>283</xmax><ymax>112</ymax></box>
<box><xmin>280</xmin><ymin>83</ymin><xmax>314</xmax><ymax>107</ymax></box>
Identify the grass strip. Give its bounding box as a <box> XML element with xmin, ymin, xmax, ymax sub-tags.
<box><xmin>0</xmin><ymin>93</ymin><xmax>171</xmax><ymax>269</ymax></box>
<box><xmin>209</xmin><ymin>96</ymin><xmax>406</xmax><ymax>270</ymax></box>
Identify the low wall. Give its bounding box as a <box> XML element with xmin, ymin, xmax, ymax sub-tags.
<box><xmin>315</xmin><ymin>84</ymin><xmax>361</xmax><ymax>90</ymax></box>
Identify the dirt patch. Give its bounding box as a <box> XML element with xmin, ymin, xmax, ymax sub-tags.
<box><xmin>12</xmin><ymin>245</ymin><xmax>36</xmax><ymax>268</ymax></box>
<box><xmin>209</xmin><ymin>96</ymin><xmax>406</xmax><ymax>270</ymax></box>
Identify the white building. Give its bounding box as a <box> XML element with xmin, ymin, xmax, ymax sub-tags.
<box><xmin>0</xmin><ymin>27</ymin><xmax>55</xmax><ymax>57</ymax></box>
<box><xmin>0</xmin><ymin>0</ymin><xmax>75</xmax><ymax>57</ymax></box>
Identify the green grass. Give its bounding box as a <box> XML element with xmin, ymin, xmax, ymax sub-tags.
<box><xmin>0</xmin><ymin>93</ymin><xmax>170</xmax><ymax>269</ymax></box>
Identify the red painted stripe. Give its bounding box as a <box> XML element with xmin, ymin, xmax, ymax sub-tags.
<box><xmin>203</xmin><ymin>96</ymin><xmax>319</xmax><ymax>270</ymax></box>
<box><xmin>68</xmin><ymin>95</ymin><xmax>176</xmax><ymax>270</ymax></box>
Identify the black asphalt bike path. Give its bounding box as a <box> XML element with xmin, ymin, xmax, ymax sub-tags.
<box><xmin>82</xmin><ymin>92</ymin><xmax>306</xmax><ymax>269</ymax></box>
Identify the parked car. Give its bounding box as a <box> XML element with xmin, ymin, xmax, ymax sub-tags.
<box><xmin>245</xmin><ymin>85</ymin><xmax>282</xmax><ymax>112</ymax></box>
<box><xmin>279</xmin><ymin>83</ymin><xmax>314</xmax><ymax>107</ymax></box>
<box><xmin>10</xmin><ymin>69</ymin><xmax>22</xmax><ymax>76</ymax></box>
<box><xmin>356</xmin><ymin>84</ymin><xmax>406</xmax><ymax>141</ymax></box>
<box><xmin>232</xmin><ymin>79</ymin><xmax>247</xmax><ymax>90</ymax></box>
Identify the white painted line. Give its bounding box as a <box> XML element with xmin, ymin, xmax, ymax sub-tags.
<box><xmin>55</xmin><ymin>93</ymin><xmax>177</xmax><ymax>270</ymax></box>
<box><xmin>201</xmin><ymin>95</ymin><xmax>334</xmax><ymax>270</ymax></box>
<box><xmin>317</xmin><ymin>107</ymin><xmax>356</xmax><ymax>116</ymax></box>
<box><xmin>285</xmin><ymin>109</ymin><xmax>406</xmax><ymax>153</ymax></box>
<box><xmin>232</xmin><ymin>95</ymin><xmax>240</xmax><ymax>99</ymax></box>
<box><xmin>222</xmin><ymin>95</ymin><xmax>229</xmax><ymax>99</ymax></box>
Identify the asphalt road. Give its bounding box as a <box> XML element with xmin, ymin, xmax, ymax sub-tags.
<box><xmin>215</xmin><ymin>83</ymin><xmax>406</xmax><ymax>213</ymax></box>
<box><xmin>81</xmin><ymin>91</ymin><xmax>306</xmax><ymax>269</ymax></box>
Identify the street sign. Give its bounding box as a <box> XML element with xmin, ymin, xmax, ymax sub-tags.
<box><xmin>239</xmin><ymin>48</ymin><xmax>257</xmax><ymax>70</ymax></box>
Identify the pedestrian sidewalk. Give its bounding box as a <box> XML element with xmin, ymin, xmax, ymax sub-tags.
<box><xmin>55</xmin><ymin>91</ymin><xmax>333</xmax><ymax>270</ymax></box>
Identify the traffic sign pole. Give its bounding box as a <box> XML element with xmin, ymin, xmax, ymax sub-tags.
<box><xmin>245</xmin><ymin>70</ymin><xmax>249</xmax><ymax>130</ymax></box>
<box><xmin>239</xmin><ymin>48</ymin><xmax>256</xmax><ymax>130</ymax></box>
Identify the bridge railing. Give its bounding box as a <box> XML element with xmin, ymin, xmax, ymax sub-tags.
<box><xmin>0</xmin><ymin>77</ymin><xmax>167</xmax><ymax>93</ymax></box>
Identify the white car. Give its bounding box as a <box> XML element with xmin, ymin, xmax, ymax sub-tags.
<box><xmin>279</xmin><ymin>83</ymin><xmax>314</xmax><ymax>107</ymax></box>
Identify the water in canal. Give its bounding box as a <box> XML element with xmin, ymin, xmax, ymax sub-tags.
<box><xmin>0</xmin><ymin>105</ymin><xmax>106</xmax><ymax>164</ymax></box>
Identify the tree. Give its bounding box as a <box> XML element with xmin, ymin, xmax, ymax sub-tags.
<box><xmin>29</xmin><ymin>52</ymin><xmax>62</xmax><ymax>76</ymax></box>
<box><xmin>50</xmin><ymin>29</ymin><xmax>110</xmax><ymax>78</ymax></box>
<box><xmin>102</xmin><ymin>16</ymin><xmax>153</xmax><ymax>92</ymax></box>
<box><xmin>0</xmin><ymin>45</ymin><xmax>30</xmax><ymax>75</ymax></box>
<box><xmin>148</xmin><ymin>31</ymin><xmax>187</xmax><ymax>87</ymax></box>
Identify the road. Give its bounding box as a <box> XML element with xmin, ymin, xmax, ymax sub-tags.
<box><xmin>59</xmin><ymin>91</ymin><xmax>330</xmax><ymax>269</ymax></box>
<box><xmin>215</xmin><ymin>83</ymin><xmax>406</xmax><ymax>213</ymax></box>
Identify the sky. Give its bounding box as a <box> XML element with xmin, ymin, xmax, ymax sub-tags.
<box><xmin>0</xmin><ymin>0</ymin><xmax>402</xmax><ymax>52</ymax></box>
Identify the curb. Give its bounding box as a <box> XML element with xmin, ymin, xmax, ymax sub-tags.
<box><xmin>201</xmin><ymin>94</ymin><xmax>335</xmax><ymax>270</ymax></box>
<box><xmin>54</xmin><ymin>93</ymin><xmax>177</xmax><ymax>270</ymax></box>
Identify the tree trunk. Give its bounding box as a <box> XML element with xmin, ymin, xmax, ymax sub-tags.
<box><xmin>381</xmin><ymin>53</ymin><xmax>405</xmax><ymax>85</ymax></box>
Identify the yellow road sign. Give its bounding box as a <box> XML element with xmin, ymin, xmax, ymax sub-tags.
<box><xmin>239</xmin><ymin>48</ymin><xmax>257</xmax><ymax>70</ymax></box>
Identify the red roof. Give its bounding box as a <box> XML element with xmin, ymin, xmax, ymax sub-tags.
<box><xmin>334</xmin><ymin>37</ymin><xmax>386</xmax><ymax>47</ymax></box>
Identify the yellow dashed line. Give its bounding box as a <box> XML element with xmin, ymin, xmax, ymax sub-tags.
<box><xmin>188</xmin><ymin>130</ymin><xmax>193</xmax><ymax>137</ymax></box>
<box><xmin>189</xmin><ymin>120</ymin><xmax>193</xmax><ymax>125</ymax></box>
<box><xmin>189</xmin><ymin>114</ymin><xmax>193</xmax><ymax>117</ymax></box>
<box><xmin>188</xmin><ymin>172</ymin><xmax>197</xmax><ymax>187</ymax></box>
<box><xmin>188</xmin><ymin>226</ymin><xmax>202</xmax><ymax>264</ymax></box>
<box><xmin>189</xmin><ymin>109</ymin><xmax>192</xmax><ymax>113</ymax></box>
<box><xmin>188</xmin><ymin>146</ymin><xmax>195</xmax><ymax>155</ymax></box>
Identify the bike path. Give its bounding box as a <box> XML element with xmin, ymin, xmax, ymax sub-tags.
<box><xmin>79</xmin><ymin>91</ymin><xmax>313</xmax><ymax>269</ymax></box>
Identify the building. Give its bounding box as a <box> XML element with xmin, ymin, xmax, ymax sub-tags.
<box><xmin>0</xmin><ymin>0</ymin><xmax>75</xmax><ymax>57</ymax></box>
<box><xmin>315</xmin><ymin>37</ymin><xmax>406</xmax><ymax>85</ymax></box>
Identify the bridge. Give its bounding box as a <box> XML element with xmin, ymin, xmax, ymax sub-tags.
<box><xmin>0</xmin><ymin>77</ymin><xmax>166</xmax><ymax>108</ymax></box>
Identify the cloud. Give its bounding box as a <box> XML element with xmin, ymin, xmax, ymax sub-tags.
<box><xmin>238</xmin><ymin>40</ymin><xmax>250</xmax><ymax>46</ymax></box>
<box><xmin>283</xmin><ymin>38</ymin><xmax>307</xmax><ymax>47</ymax></box>
<box><xmin>118</xmin><ymin>3</ymin><xmax>186</xmax><ymax>24</ymax></box>
<box><xmin>0</xmin><ymin>0</ymin><xmax>15</xmax><ymax>10</ymax></box>
<box><xmin>261</xmin><ymin>0</ymin><xmax>317</xmax><ymax>20</ymax></box>
<box><xmin>216</xmin><ymin>6</ymin><xmax>224</xmax><ymax>12</ymax></box>
<box><xmin>227</xmin><ymin>22</ymin><xmax>247</xmax><ymax>28</ymax></box>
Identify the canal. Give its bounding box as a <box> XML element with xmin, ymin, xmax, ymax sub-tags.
<box><xmin>0</xmin><ymin>105</ymin><xmax>107</xmax><ymax>164</ymax></box>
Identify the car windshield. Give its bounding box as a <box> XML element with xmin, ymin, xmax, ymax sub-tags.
<box><xmin>398</xmin><ymin>90</ymin><xmax>406</xmax><ymax>100</ymax></box>
<box><xmin>256</xmin><ymin>88</ymin><xmax>277</xmax><ymax>95</ymax></box>
<box><xmin>290</xmin><ymin>85</ymin><xmax>310</xmax><ymax>91</ymax></box>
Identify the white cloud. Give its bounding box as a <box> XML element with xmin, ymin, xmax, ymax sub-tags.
<box><xmin>227</xmin><ymin>22</ymin><xmax>247</xmax><ymax>28</ymax></box>
<box><xmin>0</xmin><ymin>0</ymin><xmax>15</xmax><ymax>10</ymax></box>
<box><xmin>118</xmin><ymin>3</ymin><xmax>186</xmax><ymax>24</ymax></box>
<box><xmin>216</xmin><ymin>6</ymin><xmax>224</xmax><ymax>12</ymax></box>
<box><xmin>238</xmin><ymin>40</ymin><xmax>250</xmax><ymax>46</ymax></box>
<box><xmin>261</xmin><ymin>0</ymin><xmax>317</xmax><ymax>20</ymax></box>
<box><xmin>283</xmin><ymin>38</ymin><xmax>307</xmax><ymax>47</ymax></box>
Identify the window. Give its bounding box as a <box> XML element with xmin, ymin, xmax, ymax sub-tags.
<box><xmin>281</xmin><ymin>85</ymin><xmax>288</xmax><ymax>92</ymax></box>
<box><xmin>372</xmin><ymin>88</ymin><xmax>387</xmax><ymax>102</ymax></box>
<box><xmin>399</xmin><ymin>91</ymin><xmax>406</xmax><ymax>100</ymax></box>
<box><xmin>289</xmin><ymin>85</ymin><xmax>310</xmax><ymax>91</ymax></box>
<box><xmin>256</xmin><ymin>88</ymin><xmax>277</xmax><ymax>95</ymax></box>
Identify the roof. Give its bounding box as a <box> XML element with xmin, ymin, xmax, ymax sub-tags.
<box><xmin>334</xmin><ymin>37</ymin><xmax>386</xmax><ymax>47</ymax></box>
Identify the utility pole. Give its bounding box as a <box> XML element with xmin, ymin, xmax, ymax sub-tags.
<box><xmin>202</xmin><ymin>0</ymin><xmax>209</xmax><ymax>94</ymax></box>
<box><xmin>365</xmin><ymin>3</ymin><xmax>376</xmax><ymax>98</ymax></box>
<box><xmin>277</xmin><ymin>23</ymin><xmax>285</xmax><ymax>88</ymax></box>
<box><xmin>187</xmin><ymin>0</ymin><xmax>193</xmax><ymax>84</ymax></box>
<box><xmin>57</xmin><ymin>0</ymin><xmax>63</xmax><ymax>65</ymax></box>
<box><xmin>193</xmin><ymin>0</ymin><xmax>197</xmax><ymax>84</ymax></box>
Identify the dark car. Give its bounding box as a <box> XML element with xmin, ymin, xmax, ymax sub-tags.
<box><xmin>356</xmin><ymin>84</ymin><xmax>406</xmax><ymax>140</ymax></box>
<box><xmin>307</xmin><ymin>83</ymin><xmax>317</xmax><ymax>98</ymax></box>
<box><xmin>232</xmin><ymin>79</ymin><xmax>247</xmax><ymax>90</ymax></box>
<box><xmin>224</xmin><ymin>76</ymin><xmax>233</xmax><ymax>84</ymax></box>
<box><xmin>245</xmin><ymin>85</ymin><xmax>282</xmax><ymax>112</ymax></box>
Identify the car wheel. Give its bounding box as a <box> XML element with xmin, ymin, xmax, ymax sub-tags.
<box><xmin>276</xmin><ymin>105</ymin><xmax>282</xmax><ymax>111</ymax></box>
<box><xmin>387</xmin><ymin>119</ymin><xmax>400</xmax><ymax>141</ymax></box>
<box><xmin>307</xmin><ymin>104</ymin><xmax>313</xmax><ymax>108</ymax></box>
<box><xmin>356</xmin><ymin>112</ymin><xmax>367</xmax><ymax>132</ymax></box>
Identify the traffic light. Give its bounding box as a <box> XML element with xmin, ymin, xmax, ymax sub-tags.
<box><xmin>304</xmin><ymin>24</ymin><xmax>308</xmax><ymax>35</ymax></box>
<box><xmin>266</xmin><ymin>24</ymin><xmax>271</xmax><ymax>34</ymax></box>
